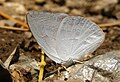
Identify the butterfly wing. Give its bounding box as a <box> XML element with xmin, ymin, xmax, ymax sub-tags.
<box><xmin>56</xmin><ymin>16</ymin><xmax>105</xmax><ymax>63</ymax></box>
<box><xmin>26</xmin><ymin>11</ymin><xmax>68</xmax><ymax>63</ymax></box>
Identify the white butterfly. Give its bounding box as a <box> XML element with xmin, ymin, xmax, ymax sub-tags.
<box><xmin>26</xmin><ymin>11</ymin><xmax>105</xmax><ymax>65</ymax></box>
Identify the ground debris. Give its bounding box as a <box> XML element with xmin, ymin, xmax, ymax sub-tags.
<box><xmin>9</xmin><ymin>53</ymin><xmax>39</xmax><ymax>82</ymax></box>
<box><xmin>45</xmin><ymin>51</ymin><xmax>120</xmax><ymax>82</ymax></box>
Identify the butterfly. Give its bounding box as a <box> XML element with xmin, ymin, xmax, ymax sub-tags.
<box><xmin>26</xmin><ymin>11</ymin><xmax>105</xmax><ymax>66</ymax></box>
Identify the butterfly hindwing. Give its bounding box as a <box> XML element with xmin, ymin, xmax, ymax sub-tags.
<box><xmin>56</xmin><ymin>16</ymin><xmax>105</xmax><ymax>62</ymax></box>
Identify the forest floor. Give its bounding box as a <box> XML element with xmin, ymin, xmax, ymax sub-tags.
<box><xmin>0</xmin><ymin>0</ymin><xmax>120</xmax><ymax>82</ymax></box>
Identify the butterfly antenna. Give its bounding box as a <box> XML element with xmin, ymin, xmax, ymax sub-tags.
<box><xmin>39</xmin><ymin>50</ymin><xmax>46</xmax><ymax>82</ymax></box>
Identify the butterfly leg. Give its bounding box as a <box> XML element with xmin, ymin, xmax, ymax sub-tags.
<box><xmin>58</xmin><ymin>64</ymin><xmax>70</xmax><ymax>80</ymax></box>
<box><xmin>61</xmin><ymin>64</ymin><xmax>69</xmax><ymax>72</ymax></box>
<box><xmin>39</xmin><ymin>50</ymin><xmax>46</xmax><ymax>82</ymax></box>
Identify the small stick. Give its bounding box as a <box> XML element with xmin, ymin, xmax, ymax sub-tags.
<box><xmin>98</xmin><ymin>21</ymin><xmax>120</xmax><ymax>27</ymax></box>
<box><xmin>0</xmin><ymin>10</ymin><xmax>28</xmax><ymax>29</ymax></box>
<box><xmin>0</xmin><ymin>26</ymin><xmax>29</xmax><ymax>31</ymax></box>
<box><xmin>0</xmin><ymin>59</ymin><xmax>7</xmax><ymax>69</ymax></box>
<box><xmin>4</xmin><ymin>47</ymin><xmax>18</xmax><ymax>69</ymax></box>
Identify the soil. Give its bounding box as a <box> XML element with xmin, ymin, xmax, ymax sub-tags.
<box><xmin>0</xmin><ymin>0</ymin><xmax>120</xmax><ymax>81</ymax></box>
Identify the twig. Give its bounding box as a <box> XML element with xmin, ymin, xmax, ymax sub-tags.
<box><xmin>0</xmin><ymin>59</ymin><xmax>7</xmax><ymax>69</ymax></box>
<box><xmin>4</xmin><ymin>47</ymin><xmax>18</xmax><ymax>69</ymax></box>
<box><xmin>0</xmin><ymin>10</ymin><xmax>28</xmax><ymax>29</ymax></box>
<box><xmin>0</xmin><ymin>26</ymin><xmax>29</xmax><ymax>31</ymax></box>
<box><xmin>98</xmin><ymin>21</ymin><xmax>120</xmax><ymax>27</ymax></box>
<box><xmin>0</xmin><ymin>10</ymin><xmax>120</xmax><ymax>32</ymax></box>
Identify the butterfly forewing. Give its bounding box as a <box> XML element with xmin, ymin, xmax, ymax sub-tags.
<box><xmin>27</xmin><ymin>11</ymin><xmax>68</xmax><ymax>63</ymax></box>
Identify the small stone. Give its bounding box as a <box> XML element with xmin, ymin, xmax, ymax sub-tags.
<box><xmin>24</xmin><ymin>32</ymin><xmax>32</xmax><ymax>39</ymax></box>
<box><xmin>3</xmin><ymin>2</ymin><xmax>27</xmax><ymax>15</ymax></box>
<box><xmin>1</xmin><ymin>38</ymin><xmax>5</xmax><ymax>41</ymax></box>
<box><xmin>66</xmin><ymin>0</ymin><xmax>89</xmax><ymax>8</ymax></box>
<box><xmin>101</xmin><ymin>27</ymin><xmax>107</xmax><ymax>31</ymax></box>
<box><xmin>44</xmin><ymin>4</ymin><xmax>69</xmax><ymax>13</ymax></box>
<box><xmin>2</xmin><ymin>31</ymin><xmax>7</xmax><ymax>34</ymax></box>
<box><xmin>70</xmin><ymin>9</ymin><xmax>83</xmax><ymax>16</ymax></box>
<box><xmin>86</xmin><ymin>15</ymin><xmax>103</xmax><ymax>23</ymax></box>
<box><xmin>51</xmin><ymin>6</ymin><xmax>69</xmax><ymax>13</ymax></box>
<box><xmin>11</xmin><ymin>39</ymin><xmax>15</xmax><ymax>42</ymax></box>
<box><xmin>0</xmin><ymin>20</ymin><xmax>15</xmax><ymax>26</ymax></box>
<box><xmin>90</xmin><ymin>0</ymin><xmax>118</xmax><ymax>13</ymax></box>
<box><xmin>5</xmin><ymin>20</ymin><xmax>15</xmax><ymax>26</ymax></box>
